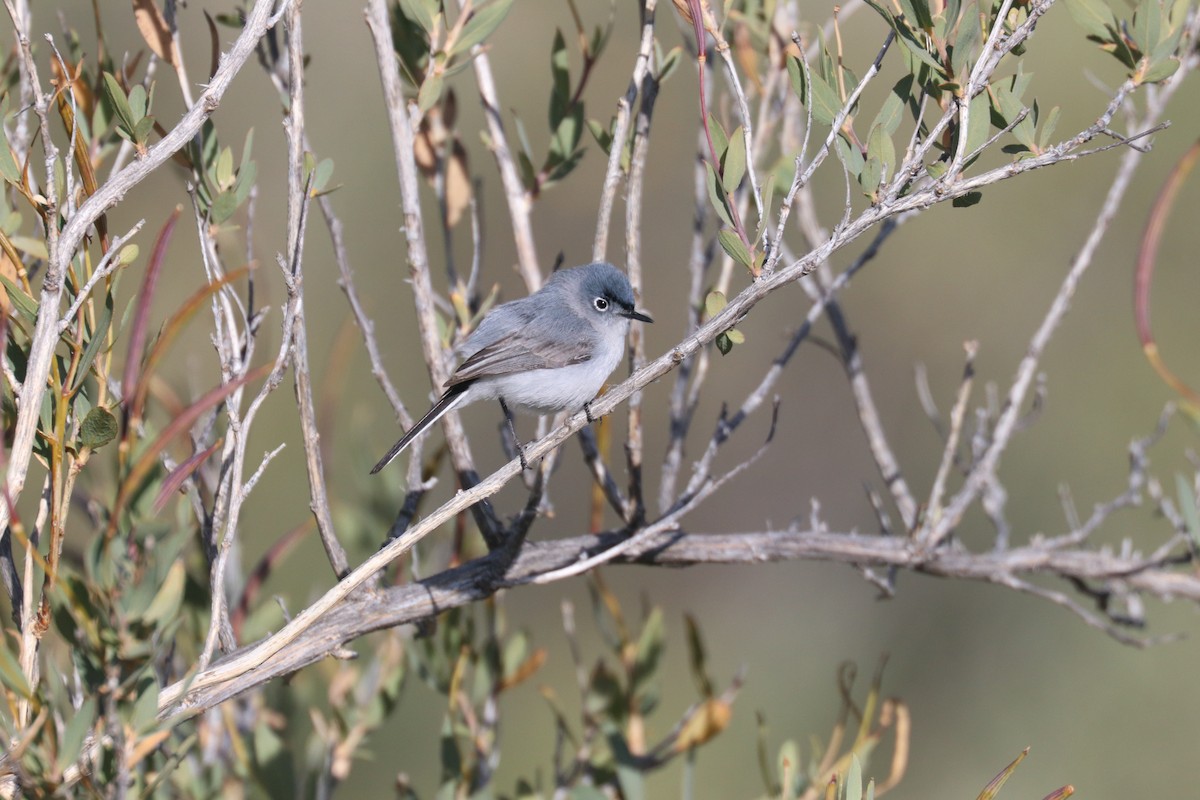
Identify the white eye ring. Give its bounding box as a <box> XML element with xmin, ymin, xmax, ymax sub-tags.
<box><xmin>593</xmin><ymin>297</ymin><xmax>609</xmax><ymax>311</ymax></box>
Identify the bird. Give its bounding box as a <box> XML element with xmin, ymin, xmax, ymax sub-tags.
<box><xmin>370</xmin><ymin>262</ymin><xmax>652</xmax><ymax>474</ymax></box>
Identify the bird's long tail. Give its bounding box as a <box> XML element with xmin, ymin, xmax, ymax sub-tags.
<box><xmin>370</xmin><ymin>385</ymin><xmax>469</xmax><ymax>474</ymax></box>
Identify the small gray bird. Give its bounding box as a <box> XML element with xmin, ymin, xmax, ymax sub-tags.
<box><xmin>371</xmin><ymin>262</ymin><xmax>652</xmax><ymax>473</ymax></box>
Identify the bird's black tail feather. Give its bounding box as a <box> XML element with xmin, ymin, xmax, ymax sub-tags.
<box><xmin>370</xmin><ymin>385</ymin><xmax>469</xmax><ymax>474</ymax></box>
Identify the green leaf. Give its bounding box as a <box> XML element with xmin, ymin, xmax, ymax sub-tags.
<box><xmin>0</xmin><ymin>273</ymin><xmax>38</xmax><ymax>322</ymax></box>
<box><xmin>962</xmin><ymin>91</ymin><xmax>990</xmax><ymax>161</ymax></box>
<box><xmin>926</xmin><ymin>160</ymin><xmax>948</xmax><ymax>179</ymax></box>
<box><xmin>101</xmin><ymin>72</ymin><xmax>137</xmax><ymax>136</ymax></box>
<box><xmin>451</xmin><ymin>0</ymin><xmax>514</xmax><ymax>57</ymax></box>
<box><xmin>705</xmin><ymin>290</ymin><xmax>727</xmax><ymax>318</ymax></box>
<box><xmin>128</xmin><ymin>84</ymin><xmax>148</xmax><ymax>122</ymax></box>
<box><xmin>845</xmin><ymin>754</ymin><xmax>863</xmax><ymax>800</ymax></box>
<box><xmin>70</xmin><ymin>289</ymin><xmax>114</xmax><ymax>394</ymax></box>
<box><xmin>683</xmin><ymin>614</ymin><xmax>713</xmax><ymax>697</ymax></box>
<box><xmin>991</xmin><ymin>83</ymin><xmax>1036</xmax><ymax>152</ymax></box>
<box><xmin>717</xmin><ymin>229</ymin><xmax>753</xmax><ymax>269</ymax></box>
<box><xmin>873</xmin><ymin>78</ymin><xmax>910</xmax><ymax>136</ymax></box>
<box><xmin>721</xmin><ymin>126</ymin><xmax>747</xmax><ymax>193</ymax></box>
<box><xmin>951</xmin><ymin>2</ymin><xmax>982</xmax><ymax>79</ymax></box>
<box><xmin>867</xmin><ymin>124</ymin><xmax>896</xmax><ymax>179</ymax></box>
<box><xmin>550</xmin><ymin>104</ymin><xmax>583</xmax><ymax>160</ymax></box>
<box><xmin>587</xmin><ymin>118</ymin><xmax>614</xmax><ymax>153</ymax></box>
<box><xmin>79</xmin><ymin>406</ymin><xmax>118</xmax><ymax>450</ymax></box>
<box><xmin>897</xmin><ymin>0</ymin><xmax>934</xmax><ymax>30</ymax></box>
<box><xmin>131</xmin><ymin>677</ymin><xmax>160</xmax><ymax>733</ymax></box>
<box><xmin>725</xmin><ymin>328</ymin><xmax>745</xmax><ymax>345</ymax></box>
<box><xmin>398</xmin><ymin>0</ymin><xmax>437</xmax><ymax>35</ymax></box>
<box><xmin>209</xmin><ymin>189</ymin><xmax>238</xmax><ymax>225</ymax></box>
<box><xmin>1063</xmin><ymin>0</ymin><xmax>1118</xmax><ymax>40</ymax></box>
<box><xmin>631</xmin><ymin>607</ymin><xmax>664</xmax><ymax>693</ymax></box>
<box><xmin>1038</xmin><ymin>105</ymin><xmax>1061</xmax><ymax>149</ymax></box>
<box><xmin>141</xmin><ymin>558</ymin><xmax>186</xmax><ymax>627</ymax></box>
<box><xmin>952</xmin><ymin>190</ymin><xmax>982</xmax><ymax>207</ymax></box>
<box><xmin>859</xmin><ymin>156</ymin><xmax>883</xmax><ymax>195</ymax></box>
<box><xmin>1140</xmin><ymin>56</ymin><xmax>1180</xmax><ymax>83</ymax></box>
<box><xmin>704</xmin><ymin>162</ymin><xmax>735</xmax><ymax>228</ymax></box>
<box><xmin>418</xmin><ymin>71</ymin><xmax>445</xmax><ymax>114</ymax></box>
<box><xmin>716</xmin><ymin>331</ymin><xmax>733</xmax><ymax>355</ymax></box>
<box><xmin>1130</xmin><ymin>0</ymin><xmax>1160</xmax><ymax>56</ymax></box>
<box><xmin>310</xmin><ymin>157</ymin><xmax>334</xmax><ymax>194</ymax></box>
<box><xmin>658</xmin><ymin>44</ymin><xmax>683</xmax><ymax>81</ymax></box>
<box><xmin>707</xmin><ymin>114</ymin><xmax>729</xmax><ymax>158</ymax></box>
<box><xmin>0</xmin><ymin>643</ymin><xmax>31</xmax><ymax>699</ymax></box>
<box><xmin>834</xmin><ymin>134</ymin><xmax>865</xmax><ymax>179</ymax></box>
<box><xmin>57</xmin><ymin>698</ymin><xmax>96</xmax><ymax>771</ymax></box>
<box><xmin>801</xmin><ymin>69</ymin><xmax>843</xmax><ymax>126</ymax></box>
<box><xmin>1177</xmin><ymin>474</ymin><xmax>1200</xmax><ymax>548</ymax></box>
<box><xmin>549</xmin><ymin>29</ymin><xmax>570</xmax><ymax>128</ymax></box>
<box><xmin>133</xmin><ymin>117</ymin><xmax>155</xmax><ymax>144</ymax></box>
<box><xmin>0</xmin><ymin>95</ymin><xmax>19</xmax><ymax>184</ymax></box>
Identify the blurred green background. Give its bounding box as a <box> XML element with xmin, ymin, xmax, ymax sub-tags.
<box><xmin>48</xmin><ymin>0</ymin><xmax>1200</xmax><ymax>796</ymax></box>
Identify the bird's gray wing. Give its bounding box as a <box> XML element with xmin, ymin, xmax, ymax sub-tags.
<box><xmin>446</xmin><ymin>301</ymin><xmax>593</xmax><ymax>387</ymax></box>
<box><xmin>446</xmin><ymin>332</ymin><xmax>592</xmax><ymax>387</ymax></box>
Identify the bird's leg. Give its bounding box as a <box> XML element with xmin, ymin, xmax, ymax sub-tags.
<box><xmin>498</xmin><ymin>397</ymin><xmax>529</xmax><ymax>470</ymax></box>
<box><xmin>584</xmin><ymin>401</ymin><xmax>595</xmax><ymax>423</ymax></box>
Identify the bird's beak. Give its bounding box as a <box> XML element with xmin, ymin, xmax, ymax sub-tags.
<box><xmin>623</xmin><ymin>308</ymin><xmax>653</xmax><ymax>323</ymax></box>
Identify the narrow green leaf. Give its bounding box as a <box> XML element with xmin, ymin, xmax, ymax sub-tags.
<box><xmin>451</xmin><ymin>0</ymin><xmax>514</xmax><ymax>57</ymax></box>
<box><xmin>398</xmin><ymin>0</ymin><xmax>436</xmax><ymax>34</ymax></box>
<box><xmin>631</xmin><ymin>607</ymin><xmax>664</xmax><ymax>692</ymax></box>
<box><xmin>845</xmin><ymin>754</ymin><xmax>863</xmax><ymax>800</ymax></box>
<box><xmin>0</xmin><ymin>273</ymin><xmax>38</xmax><ymax>321</ymax></box>
<box><xmin>70</xmin><ymin>290</ymin><xmax>114</xmax><ymax>394</ymax></box>
<box><xmin>707</xmin><ymin>113</ymin><xmax>729</xmax><ymax>158</ymax></box>
<box><xmin>102</xmin><ymin>73</ymin><xmax>137</xmax><ymax>136</ymax></box>
<box><xmin>722</xmin><ymin>126</ymin><xmax>747</xmax><ymax>193</ymax></box>
<box><xmin>141</xmin><ymin>558</ymin><xmax>186</xmax><ymax>627</ymax></box>
<box><xmin>128</xmin><ymin>84</ymin><xmax>148</xmax><ymax>122</ymax></box>
<box><xmin>1176</xmin><ymin>474</ymin><xmax>1200</xmax><ymax>547</ymax></box>
<box><xmin>1038</xmin><ymin>105</ymin><xmax>1061</xmax><ymax>149</ymax></box>
<box><xmin>867</xmin><ymin>124</ymin><xmax>896</xmax><ymax>178</ymax></box>
<box><xmin>549</xmin><ymin>28</ymin><xmax>570</xmax><ymax>128</ymax></box>
<box><xmin>0</xmin><ymin>96</ymin><xmax>19</xmax><ymax>184</ymax></box>
<box><xmin>802</xmin><ymin>70</ymin><xmax>843</xmax><ymax>126</ymax></box>
<box><xmin>1063</xmin><ymin>0</ymin><xmax>1118</xmax><ymax>40</ymax></box>
<box><xmin>1130</xmin><ymin>0</ymin><xmax>1160</xmax><ymax>56</ymax></box>
<box><xmin>834</xmin><ymin>134</ymin><xmax>865</xmax><ymax>179</ymax></box>
<box><xmin>952</xmin><ymin>190</ymin><xmax>983</xmax><ymax>207</ymax></box>
<box><xmin>57</xmin><ymin>698</ymin><xmax>96</xmax><ymax>770</ymax></box>
<box><xmin>859</xmin><ymin>156</ymin><xmax>884</xmax><ymax>195</ymax></box>
<box><xmin>209</xmin><ymin>190</ymin><xmax>238</xmax><ymax>225</ymax></box>
<box><xmin>704</xmin><ymin>162</ymin><xmax>735</xmax><ymax>227</ymax></box>
<box><xmin>1140</xmin><ymin>56</ymin><xmax>1180</xmax><ymax>83</ymax></box>
<box><xmin>991</xmin><ymin>84</ymin><xmax>1037</xmax><ymax>151</ymax></box>
<box><xmin>962</xmin><ymin>91</ymin><xmax>990</xmax><ymax>160</ymax></box>
<box><xmin>0</xmin><ymin>644</ymin><xmax>31</xmax><ymax>699</ymax></box>
<box><xmin>311</xmin><ymin>158</ymin><xmax>334</xmax><ymax>193</ymax></box>
<box><xmin>717</xmin><ymin>229</ymin><xmax>753</xmax><ymax>269</ymax></box>
<box><xmin>683</xmin><ymin>614</ymin><xmax>713</xmax><ymax>697</ymax></box>
<box><xmin>951</xmin><ymin>2</ymin><xmax>982</xmax><ymax>79</ymax></box>
<box><xmin>873</xmin><ymin>78</ymin><xmax>909</xmax><ymax>136</ymax></box>
<box><xmin>418</xmin><ymin>71</ymin><xmax>445</xmax><ymax>113</ymax></box>
<box><xmin>131</xmin><ymin>677</ymin><xmax>160</xmax><ymax>733</ymax></box>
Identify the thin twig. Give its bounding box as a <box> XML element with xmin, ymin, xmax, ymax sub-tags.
<box><xmin>283</xmin><ymin>3</ymin><xmax>350</xmax><ymax>579</ymax></box>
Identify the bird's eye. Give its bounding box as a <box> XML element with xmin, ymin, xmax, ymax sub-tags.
<box><xmin>593</xmin><ymin>297</ymin><xmax>609</xmax><ymax>311</ymax></box>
